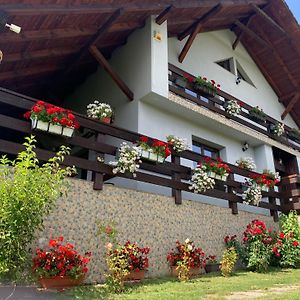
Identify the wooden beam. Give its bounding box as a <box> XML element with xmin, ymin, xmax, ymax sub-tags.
<box><xmin>234</xmin><ymin>20</ymin><xmax>273</xmax><ymax>51</ymax></box>
<box><xmin>0</xmin><ymin>28</ymin><xmax>95</xmax><ymax>42</ymax></box>
<box><xmin>281</xmin><ymin>93</ymin><xmax>300</xmax><ymax>120</ymax></box>
<box><xmin>156</xmin><ymin>5</ymin><xmax>173</xmax><ymax>25</ymax></box>
<box><xmin>232</xmin><ymin>14</ymin><xmax>255</xmax><ymax>50</ymax></box>
<box><xmin>250</xmin><ymin>4</ymin><xmax>286</xmax><ymax>36</ymax></box>
<box><xmin>280</xmin><ymin>91</ymin><xmax>300</xmax><ymax>102</ymax></box>
<box><xmin>57</xmin><ymin>9</ymin><xmax>122</xmax><ymax>79</ymax></box>
<box><xmin>89</xmin><ymin>45</ymin><xmax>133</xmax><ymax>101</ymax></box>
<box><xmin>178</xmin><ymin>3</ymin><xmax>222</xmax><ymax>41</ymax></box>
<box><xmin>3</xmin><ymin>47</ymin><xmax>77</xmax><ymax>63</ymax></box>
<box><xmin>178</xmin><ymin>23</ymin><xmax>201</xmax><ymax>63</ymax></box>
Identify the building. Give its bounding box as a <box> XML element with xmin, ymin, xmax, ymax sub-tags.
<box><xmin>0</xmin><ymin>0</ymin><xmax>299</xmax><ymax>281</ymax></box>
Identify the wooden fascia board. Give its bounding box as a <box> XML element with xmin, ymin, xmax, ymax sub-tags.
<box><xmin>89</xmin><ymin>45</ymin><xmax>134</xmax><ymax>101</ymax></box>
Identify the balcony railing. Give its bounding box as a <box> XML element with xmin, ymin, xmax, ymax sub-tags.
<box><xmin>168</xmin><ymin>63</ymin><xmax>300</xmax><ymax>152</ymax></box>
<box><xmin>0</xmin><ymin>87</ymin><xmax>294</xmax><ymax>222</ymax></box>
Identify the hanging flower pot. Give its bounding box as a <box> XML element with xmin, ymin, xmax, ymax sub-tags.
<box><xmin>101</xmin><ymin>117</ymin><xmax>111</xmax><ymax>124</ymax></box>
<box><xmin>39</xmin><ymin>275</ymin><xmax>84</xmax><ymax>290</ymax></box>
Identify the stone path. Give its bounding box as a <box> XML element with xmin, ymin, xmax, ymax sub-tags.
<box><xmin>0</xmin><ymin>286</ymin><xmax>72</xmax><ymax>300</ymax></box>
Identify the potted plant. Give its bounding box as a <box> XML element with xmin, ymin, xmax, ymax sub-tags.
<box><xmin>109</xmin><ymin>142</ymin><xmax>141</xmax><ymax>177</ymax></box>
<box><xmin>107</xmin><ymin>241</ymin><xmax>150</xmax><ymax>282</ymax></box>
<box><xmin>136</xmin><ymin>136</ymin><xmax>171</xmax><ymax>163</ymax></box>
<box><xmin>166</xmin><ymin>135</ymin><xmax>189</xmax><ymax>153</ymax></box>
<box><xmin>167</xmin><ymin>239</ymin><xmax>206</xmax><ymax>281</ymax></box>
<box><xmin>32</xmin><ymin>236</ymin><xmax>91</xmax><ymax>290</ymax></box>
<box><xmin>248</xmin><ymin>106</ymin><xmax>267</xmax><ymax>123</ymax></box>
<box><xmin>224</xmin><ymin>100</ymin><xmax>242</xmax><ymax>116</ymax></box>
<box><xmin>86</xmin><ymin>101</ymin><xmax>113</xmax><ymax>124</ymax></box>
<box><xmin>202</xmin><ymin>157</ymin><xmax>231</xmax><ymax>181</ymax></box>
<box><xmin>205</xmin><ymin>255</ymin><xmax>220</xmax><ymax>273</ymax></box>
<box><xmin>24</xmin><ymin>101</ymin><xmax>80</xmax><ymax>137</ymax></box>
<box><xmin>235</xmin><ymin>157</ymin><xmax>256</xmax><ymax>171</ymax></box>
<box><xmin>189</xmin><ymin>165</ymin><xmax>216</xmax><ymax>193</ymax></box>
<box><xmin>288</xmin><ymin>128</ymin><xmax>300</xmax><ymax>140</ymax></box>
<box><xmin>193</xmin><ymin>76</ymin><xmax>220</xmax><ymax>97</ymax></box>
<box><xmin>242</xmin><ymin>180</ymin><xmax>262</xmax><ymax>206</ymax></box>
<box><xmin>269</xmin><ymin>122</ymin><xmax>285</xmax><ymax>137</ymax></box>
<box><xmin>250</xmin><ymin>169</ymin><xmax>280</xmax><ymax>192</ymax></box>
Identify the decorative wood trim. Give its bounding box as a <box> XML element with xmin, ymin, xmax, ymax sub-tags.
<box><xmin>156</xmin><ymin>5</ymin><xmax>173</xmax><ymax>25</ymax></box>
<box><xmin>234</xmin><ymin>20</ymin><xmax>273</xmax><ymax>51</ymax></box>
<box><xmin>250</xmin><ymin>4</ymin><xmax>286</xmax><ymax>36</ymax></box>
<box><xmin>281</xmin><ymin>93</ymin><xmax>300</xmax><ymax>120</ymax></box>
<box><xmin>178</xmin><ymin>3</ymin><xmax>222</xmax><ymax>41</ymax></box>
<box><xmin>89</xmin><ymin>45</ymin><xmax>134</xmax><ymax>101</ymax></box>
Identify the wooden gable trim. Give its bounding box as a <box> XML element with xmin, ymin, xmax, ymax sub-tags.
<box><xmin>156</xmin><ymin>5</ymin><xmax>173</xmax><ymax>25</ymax></box>
<box><xmin>281</xmin><ymin>93</ymin><xmax>300</xmax><ymax>120</ymax></box>
<box><xmin>89</xmin><ymin>46</ymin><xmax>134</xmax><ymax>101</ymax></box>
<box><xmin>178</xmin><ymin>3</ymin><xmax>222</xmax><ymax>41</ymax></box>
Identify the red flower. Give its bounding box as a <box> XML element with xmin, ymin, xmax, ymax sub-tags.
<box><xmin>279</xmin><ymin>232</ymin><xmax>285</xmax><ymax>239</ymax></box>
<box><xmin>292</xmin><ymin>241</ymin><xmax>299</xmax><ymax>247</ymax></box>
<box><xmin>23</xmin><ymin>111</ymin><xmax>31</xmax><ymax>119</ymax></box>
<box><xmin>48</xmin><ymin>239</ymin><xmax>58</xmax><ymax>247</ymax></box>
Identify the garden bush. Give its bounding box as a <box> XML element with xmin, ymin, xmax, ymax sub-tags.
<box><xmin>0</xmin><ymin>136</ymin><xmax>75</xmax><ymax>280</ymax></box>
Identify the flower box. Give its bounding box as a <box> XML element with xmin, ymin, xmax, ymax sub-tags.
<box><xmin>207</xmin><ymin>171</ymin><xmax>228</xmax><ymax>181</ymax></box>
<box><xmin>194</xmin><ymin>84</ymin><xmax>216</xmax><ymax>97</ymax></box>
<box><xmin>101</xmin><ymin>117</ymin><xmax>111</xmax><ymax>124</ymax></box>
<box><xmin>261</xmin><ymin>185</ymin><xmax>269</xmax><ymax>192</ymax></box>
<box><xmin>39</xmin><ymin>275</ymin><xmax>84</xmax><ymax>290</ymax></box>
<box><xmin>139</xmin><ymin>148</ymin><xmax>165</xmax><ymax>163</ymax></box>
<box><xmin>205</xmin><ymin>263</ymin><xmax>221</xmax><ymax>273</ymax></box>
<box><xmin>31</xmin><ymin>118</ymin><xmax>74</xmax><ymax>137</ymax></box>
<box><xmin>124</xmin><ymin>270</ymin><xmax>145</xmax><ymax>282</ymax></box>
<box><xmin>171</xmin><ymin>266</ymin><xmax>202</xmax><ymax>278</ymax></box>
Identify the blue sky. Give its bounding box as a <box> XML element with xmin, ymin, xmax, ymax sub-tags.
<box><xmin>286</xmin><ymin>0</ymin><xmax>300</xmax><ymax>22</ymax></box>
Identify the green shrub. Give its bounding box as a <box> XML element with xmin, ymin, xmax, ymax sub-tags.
<box><xmin>220</xmin><ymin>247</ymin><xmax>238</xmax><ymax>277</ymax></box>
<box><xmin>0</xmin><ymin>136</ymin><xmax>75</xmax><ymax>280</ymax></box>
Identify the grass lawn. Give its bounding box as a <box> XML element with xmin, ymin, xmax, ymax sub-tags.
<box><xmin>68</xmin><ymin>268</ymin><xmax>300</xmax><ymax>300</ymax></box>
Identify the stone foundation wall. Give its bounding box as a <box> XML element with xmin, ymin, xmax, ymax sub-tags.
<box><xmin>35</xmin><ymin>178</ymin><xmax>278</xmax><ymax>283</ymax></box>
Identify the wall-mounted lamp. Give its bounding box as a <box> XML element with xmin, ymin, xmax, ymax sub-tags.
<box><xmin>236</xmin><ymin>76</ymin><xmax>241</xmax><ymax>85</ymax></box>
<box><xmin>5</xmin><ymin>23</ymin><xmax>21</xmax><ymax>34</ymax></box>
<box><xmin>242</xmin><ymin>142</ymin><xmax>249</xmax><ymax>152</ymax></box>
<box><xmin>153</xmin><ymin>30</ymin><xmax>162</xmax><ymax>41</ymax></box>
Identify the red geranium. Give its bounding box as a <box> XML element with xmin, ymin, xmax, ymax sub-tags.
<box><xmin>32</xmin><ymin>236</ymin><xmax>91</xmax><ymax>279</ymax></box>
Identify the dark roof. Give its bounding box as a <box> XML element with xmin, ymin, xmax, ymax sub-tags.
<box><xmin>0</xmin><ymin>0</ymin><xmax>299</xmax><ymax>125</ymax></box>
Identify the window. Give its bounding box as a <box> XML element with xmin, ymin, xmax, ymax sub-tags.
<box><xmin>216</xmin><ymin>58</ymin><xmax>235</xmax><ymax>74</ymax></box>
<box><xmin>192</xmin><ymin>141</ymin><xmax>220</xmax><ymax>159</ymax></box>
<box><xmin>236</xmin><ymin>60</ymin><xmax>255</xmax><ymax>86</ymax></box>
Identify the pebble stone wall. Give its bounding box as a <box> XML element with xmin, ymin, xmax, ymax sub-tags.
<box><xmin>35</xmin><ymin>178</ymin><xmax>278</xmax><ymax>283</ymax></box>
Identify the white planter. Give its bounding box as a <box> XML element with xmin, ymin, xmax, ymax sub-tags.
<box><xmin>207</xmin><ymin>171</ymin><xmax>216</xmax><ymax>178</ymax></box>
<box><xmin>31</xmin><ymin>118</ymin><xmax>74</xmax><ymax>137</ymax></box>
<box><xmin>49</xmin><ymin>123</ymin><xmax>63</xmax><ymax>135</ymax></box>
<box><xmin>157</xmin><ymin>156</ymin><xmax>165</xmax><ymax>163</ymax></box>
<box><xmin>149</xmin><ymin>151</ymin><xmax>158</xmax><ymax>161</ymax></box>
<box><xmin>63</xmin><ymin>127</ymin><xmax>74</xmax><ymax>137</ymax></box>
<box><xmin>261</xmin><ymin>185</ymin><xmax>269</xmax><ymax>192</ymax></box>
<box><xmin>222</xmin><ymin>174</ymin><xmax>229</xmax><ymax>181</ymax></box>
<box><xmin>138</xmin><ymin>148</ymin><xmax>165</xmax><ymax>163</ymax></box>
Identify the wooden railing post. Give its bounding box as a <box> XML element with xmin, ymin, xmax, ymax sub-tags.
<box><xmin>93</xmin><ymin>132</ymin><xmax>105</xmax><ymax>190</ymax></box>
<box><xmin>269</xmin><ymin>194</ymin><xmax>279</xmax><ymax>222</ymax></box>
<box><xmin>228</xmin><ymin>173</ymin><xmax>238</xmax><ymax>214</ymax></box>
<box><xmin>171</xmin><ymin>154</ymin><xmax>182</xmax><ymax>205</ymax></box>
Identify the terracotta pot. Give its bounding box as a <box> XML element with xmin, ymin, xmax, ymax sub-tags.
<box><xmin>101</xmin><ymin>117</ymin><xmax>111</xmax><ymax>124</ymax></box>
<box><xmin>205</xmin><ymin>263</ymin><xmax>221</xmax><ymax>273</ymax></box>
<box><xmin>124</xmin><ymin>269</ymin><xmax>145</xmax><ymax>281</ymax></box>
<box><xmin>171</xmin><ymin>266</ymin><xmax>202</xmax><ymax>278</ymax></box>
<box><xmin>39</xmin><ymin>275</ymin><xmax>84</xmax><ymax>290</ymax></box>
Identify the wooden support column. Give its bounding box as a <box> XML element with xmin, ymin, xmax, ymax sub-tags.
<box><xmin>232</xmin><ymin>14</ymin><xmax>255</xmax><ymax>50</ymax></box>
<box><xmin>269</xmin><ymin>195</ymin><xmax>279</xmax><ymax>222</ymax></box>
<box><xmin>281</xmin><ymin>93</ymin><xmax>300</xmax><ymax>120</ymax></box>
<box><xmin>89</xmin><ymin>45</ymin><xmax>134</xmax><ymax>101</ymax></box>
<box><xmin>171</xmin><ymin>154</ymin><xmax>182</xmax><ymax>205</ymax></box>
<box><xmin>228</xmin><ymin>174</ymin><xmax>238</xmax><ymax>214</ymax></box>
<box><xmin>156</xmin><ymin>5</ymin><xmax>173</xmax><ymax>25</ymax></box>
<box><xmin>93</xmin><ymin>133</ymin><xmax>105</xmax><ymax>190</ymax></box>
<box><xmin>234</xmin><ymin>20</ymin><xmax>273</xmax><ymax>51</ymax></box>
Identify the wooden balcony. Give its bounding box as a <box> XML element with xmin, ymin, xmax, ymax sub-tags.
<box><xmin>0</xmin><ymin>87</ymin><xmax>295</xmax><ymax>222</ymax></box>
<box><xmin>168</xmin><ymin>64</ymin><xmax>300</xmax><ymax>153</ymax></box>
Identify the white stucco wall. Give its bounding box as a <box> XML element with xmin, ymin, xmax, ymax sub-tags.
<box><xmin>168</xmin><ymin>29</ymin><xmax>298</xmax><ymax>129</ymax></box>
